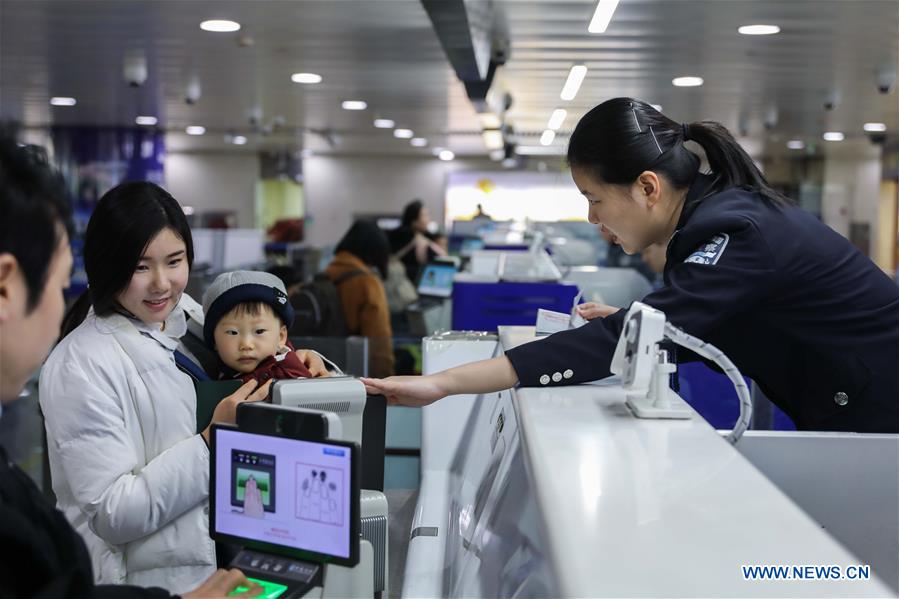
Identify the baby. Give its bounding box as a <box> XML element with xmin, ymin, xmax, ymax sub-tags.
<box><xmin>202</xmin><ymin>270</ymin><xmax>312</xmax><ymax>383</ymax></box>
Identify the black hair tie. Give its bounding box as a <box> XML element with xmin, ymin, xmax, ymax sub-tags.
<box><xmin>681</xmin><ymin>123</ymin><xmax>692</xmax><ymax>142</ymax></box>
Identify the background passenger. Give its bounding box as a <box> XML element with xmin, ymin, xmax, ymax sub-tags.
<box><xmin>389</xmin><ymin>199</ymin><xmax>445</xmax><ymax>283</ymax></box>
<box><xmin>324</xmin><ymin>221</ymin><xmax>395</xmax><ymax>378</ymax></box>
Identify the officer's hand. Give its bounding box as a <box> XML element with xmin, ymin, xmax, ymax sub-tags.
<box><xmin>201</xmin><ymin>379</ymin><xmax>273</xmax><ymax>443</ymax></box>
<box><xmin>361</xmin><ymin>375</ymin><xmax>444</xmax><ymax>407</ymax></box>
<box><xmin>181</xmin><ymin>568</ymin><xmax>263</xmax><ymax>598</ymax></box>
<box><xmin>296</xmin><ymin>349</ymin><xmax>331</xmax><ymax>378</ymax></box>
<box><xmin>576</xmin><ymin>302</ymin><xmax>620</xmax><ymax>320</ymax></box>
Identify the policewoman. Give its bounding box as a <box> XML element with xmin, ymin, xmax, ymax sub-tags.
<box><xmin>364</xmin><ymin>97</ymin><xmax>899</xmax><ymax>433</ymax></box>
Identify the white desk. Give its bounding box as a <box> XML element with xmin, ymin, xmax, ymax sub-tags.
<box><xmin>402</xmin><ymin>326</ymin><xmax>893</xmax><ymax>597</ymax></box>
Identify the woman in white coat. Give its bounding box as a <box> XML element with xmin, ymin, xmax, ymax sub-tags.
<box><xmin>39</xmin><ymin>182</ymin><xmax>325</xmax><ymax>593</ymax></box>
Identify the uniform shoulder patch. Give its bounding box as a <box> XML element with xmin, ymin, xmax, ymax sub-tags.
<box><xmin>683</xmin><ymin>233</ymin><xmax>729</xmax><ymax>265</ymax></box>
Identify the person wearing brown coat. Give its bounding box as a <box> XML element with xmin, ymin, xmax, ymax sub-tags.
<box><xmin>324</xmin><ymin>221</ymin><xmax>395</xmax><ymax>378</ymax></box>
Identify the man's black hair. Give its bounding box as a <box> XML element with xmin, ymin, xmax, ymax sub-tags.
<box><xmin>0</xmin><ymin>133</ymin><xmax>73</xmax><ymax>312</ymax></box>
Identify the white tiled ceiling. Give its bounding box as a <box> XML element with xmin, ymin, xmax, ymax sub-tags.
<box><xmin>1</xmin><ymin>0</ymin><xmax>896</xmax><ymax>156</ymax></box>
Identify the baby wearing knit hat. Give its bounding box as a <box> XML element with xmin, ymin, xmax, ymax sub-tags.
<box><xmin>202</xmin><ymin>270</ymin><xmax>311</xmax><ymax>383</ymax></box>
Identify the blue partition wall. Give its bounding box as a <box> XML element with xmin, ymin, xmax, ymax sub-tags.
<box><xmin>452</xmin><ymin>281</ymin><xmax>580</xmax><ymax>331</ymax></box>
<box><xmin>678</xmin><ymin>362</ymin><xmax>796</xmax><ymax>431</ymax></box>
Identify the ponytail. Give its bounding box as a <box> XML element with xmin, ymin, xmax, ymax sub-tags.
<box><xmin>59</xmin><ymin>290</ymin><xmax>92</xmax><ymax>340</ymax></box>
<box><xmin>567</xmin><ymin>98</ymin><xmax>791</xmax><ymax>204</ymax></box>
<box><xmin>684</xmin><ymin>120</ymin><xmax>791</xmax><ymax>204</ymax></box>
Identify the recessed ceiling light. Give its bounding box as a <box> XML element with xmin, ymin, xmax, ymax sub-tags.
<box><xmin>135</xmin><ymin>116</ymin><xmax>157</xmax><ymax>126</ymax></box>
<box><xmin>515</xmin><ymin>145</ymin><xmax>567</xmax><ymax>156</ymax></box>
<box><xmin>672</xmin><ymin>76</ymin><xmax>704</xmax><ymax>87</ymax></box>
<box><xmin>738</xmin><ymin>24</ymin><xmax>780</xmax><ymax>35</ymax></box>
<box><xmin>374</xmin><ymin>119</ymin><xmax>395</xmax><ymax>128</ymax></box>
<box><xmin>863</xmin><ymin>122</ymin><xmax>887</xmax><ymax>132</ymax></box>
<box><xmin>50</xmin><ymin>97</ymin><xmax>76</xmax><ymax>106</ymax></box>
<box><xmin>438</xmin><ymin>150</ymin><xmax>455</xmax><ymax>161</ymax></box>
<box><xmin>341</xmin><ymin>100</ymin><xmax>367</xmax><ymax>111</ymax></box>
<box><xmin>291</xmin><ymin>72</ymin><xmax>322</xmax><ymax>84</ymax></box>
<box><xmin>560</xmin><ymin>65</ymin><xmax>588</xmax><ymax>101</ymax></box>
<box><xmin>410</xmin><ymin>137</ymin><xmax>428</xmax><ymax>147</ymax></box>
<box><xmin>200</xmin><ymin>19</ymin><xmax>241</xmax><ymax>32</ymax></box>
<box><xmin>823</xmin><ymin>131</ymin><xmax>844</xmax><ymax>141</ymax></box>
<box><xmin>786</xmin><ymin>140</ymin><xmax>805</xmax><ymax>150</ymax></box>
<box><xmin>540</xmin><ymin>130</ymin><xmax>556</xmax><ymax>146</ymax></box>
<box><xmin>489</xmin><ymin>149</ymin><xmax>505</xmax><ymax>161</ymax></box>
<box><xmin>185</xmin><ymin>126</ymin><xmax>206</xmax><ymax>135</ymax></box>
<box><xmin>588</xmin><ymin>0</ymin><xmax>620</xmax><ymax>33</ymax></box>
<box><xmin>394</xmin><ymin>128</ymin><xmax>414</xmax><ymax>139</ymax></box>
<box><xmin>232</xmin><ymin>135</ymin><xmax>248</xmax><ymax>145</ymax></box>
<box><xmin>547</xmin><ymin>109</ymin><xmax>567</xmax><ymax>130</ymax></box>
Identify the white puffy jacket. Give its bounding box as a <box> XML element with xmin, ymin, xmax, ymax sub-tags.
<box><xmin>39</xmin><ymin>294</ymin><xmax>216</xmax><ymax>593</ymax></box>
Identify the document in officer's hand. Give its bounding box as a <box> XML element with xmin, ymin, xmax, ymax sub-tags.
<box><xmin>535</xmin><ymin>308</ymin><xmax>586</xmax><ymax>335</ymax></box>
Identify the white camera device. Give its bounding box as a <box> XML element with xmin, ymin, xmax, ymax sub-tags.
<box><xmin>610</xmin><ymin>302</ymin><xmax>692</xmax><ymax>419</ymax></box>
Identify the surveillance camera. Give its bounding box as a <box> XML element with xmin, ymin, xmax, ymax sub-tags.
<box><xmin>247</xmin><ymin>106</ymin><xmax>263</xmax><ymax>127</ymax></box>
<box><xmin>491</xmin><ymin>38</ymin><xmax>511</xmax><ymax>65</ymax></box>
<box><xmin>123</xmin><ymin>54</ymin><xmax>148</xmax><ymax>88</ymax></box>
<box><xmin>502</xmin><ymin>92</ymin><xmax>513</xmax><ymax>112</ymax></box>
<box><xmin>763</xmin><ymin>106</ymin><xmax>778</xmax><ymax>131</ymax></box>
<box><xmin>737</xmin><ymin>115</ymin><xmax>750</xmax><ymax>137</ymax></box>
<box><xmin>823</xmin><ymin>90</ymin><xmax>840</xmax><ymax>112</ymax></box>
<box><xmin>876</xmin><ymin>67</ymin><xmax>896</xmax><ymax>94</ymax></box>
<box><xmin>184</xmin><ymin>78</ymin><xmax>201</xmax><ymax>105</ymax></box>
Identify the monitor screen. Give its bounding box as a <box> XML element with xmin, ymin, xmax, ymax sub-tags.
<box><xmin>211</xmin><ymin>426</ymin><xmax>359</xmax><ymax>565</ymax></box>
<box><xmin>417</xmin><ymin>262</ymin><xmax>456</xmax><ymax>298</ymax></box>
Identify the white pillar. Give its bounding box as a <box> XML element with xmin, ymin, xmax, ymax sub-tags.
<box><xmin>820</xmin><ymin>139</ymin><xmax>883</xmax><ymax>255</ymax></box>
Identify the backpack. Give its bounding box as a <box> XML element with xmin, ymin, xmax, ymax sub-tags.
<box><xmin>289</xmin><ymin>270</ymin><xmax>366</xmax><ymax>336</ymax></box>
<box><xmin>384</xmin><ymin>239</ymin><xmax>420</xmax><ymax>314</ymax></box>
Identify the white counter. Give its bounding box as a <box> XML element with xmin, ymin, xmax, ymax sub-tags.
<box><xmin>500</xmin><ymin>326</ymin><xmax>891</xmax><ymax>596</ymax></box>
<box><xmin>402</xmin><ymin>326</ymin><xmax>894</xmax><ymax>597</ymax></box>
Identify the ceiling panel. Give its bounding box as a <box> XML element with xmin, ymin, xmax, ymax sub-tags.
<box><xmin>1</xmin><ymin>0</ymin><xmax>896</xmax><ymax>157</ymax></box>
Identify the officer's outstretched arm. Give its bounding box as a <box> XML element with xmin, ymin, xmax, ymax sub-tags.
<box><xmin>361</xmin><ymin>356</ymin><xmax>518</xmax><ymax>407</ymax></box>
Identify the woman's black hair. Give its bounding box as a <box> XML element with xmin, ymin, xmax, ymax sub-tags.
<box><xmin>400</xmin><ymin>199</ymin><xmax>424</xmax><ymax>228</ymax></box>
<box><xmin>335</xmin><ymin>220</ymin><xmax>390</xmax><ymax>279</ymax></box>
<box><xmin>0</xmin><ymin>134</ymin><xmax>73</xmax><ymax>312</ymax></box>
<box><xmin>567</xmin><ymin>97</ymin><xmax>789</xmax><ymax>204</ymax></box>
<box><xmin>60</xmin><ymin>182</ymin><xmax>193</xmax><ymax>337</ymax></box>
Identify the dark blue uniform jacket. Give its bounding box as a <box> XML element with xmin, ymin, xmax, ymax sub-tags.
<box><xmin>506</xmin><ymin>174</ymin><xmax>899</xmax><ymax>432</ymax></box>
